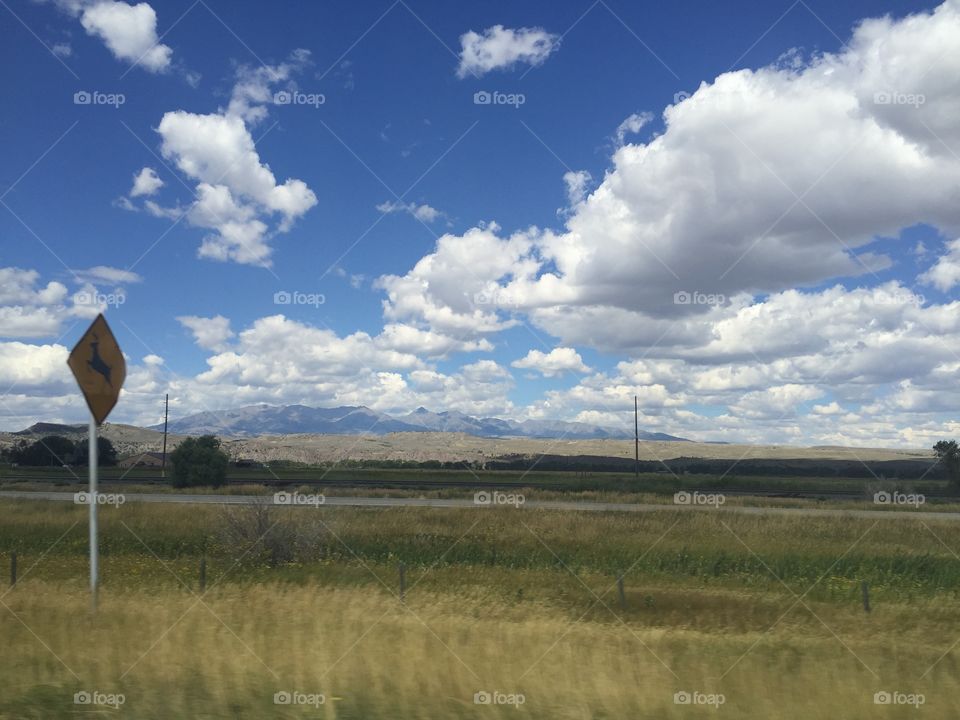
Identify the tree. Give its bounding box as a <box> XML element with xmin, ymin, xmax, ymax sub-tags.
<box><xmin>75</xmin><ymin>437</ymin><xmax>118</xmax><ymax>467</ymax></box>
<box><xmin>8</xmin><ymin>436</ymin><xmax>77</xmax><ymax>466</ymax></box>
<box><xmin>170</xmin><ymin>435</ymin><xmax>228</xmax><ymax>488</ymax></box>
<box><xmin>934</xmin><ymin>440</ymin><xmax>960</xmax><ymax>489</ymax></box>
<box><xmin>1</xmin><ymin>441</ymin><xmax>27</xmax><ymax>464</ymax></box>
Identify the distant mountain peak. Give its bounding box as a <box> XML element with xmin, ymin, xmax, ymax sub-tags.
<box><xmin>153</xmin><ymin>403</ymin><xmax>690</xmax><ymax>442</ymax></box>
<box><xmin>13</xmin><ymin>422</ymin><xmax>85</xmax><ymax>436</ymax></box>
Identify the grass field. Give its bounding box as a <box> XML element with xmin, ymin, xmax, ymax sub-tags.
<box><xmin>1</xmin><ymin>498</ymin><xmax>959</xmax><ymax>717</ymax></box>
<box><xmin>0</xmin><ymin>463</ymin><xmax>953</xmax><ymax>499</ymax></box>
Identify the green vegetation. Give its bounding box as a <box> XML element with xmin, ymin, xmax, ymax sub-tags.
<box><xmin>169</xmin><ymin>434</ymin><xmax>228</xmax><ymax>488</ymax></box>
<box><xmin>76</xmin><ymin>436</ymin><xmax>118</xmax><ymax>467</ymax></box>
<box><xmin>0</xmin><ymin>462</ymin><xmax>953</xmax><ymax>497</ymax></box>
<box><xmin>2</xmin><ymin>500</ymin><xmax>959</xmax><ymax>601</ymax></box>
<box><xmin>1</xmin><ymin>435</ymin><xmax>117</xmax><ymax>467</ymax></box>
<box><xmin>934</xmin><ymin>440</ymin><xmax>960</xmax><ymax>487</ymax></box>
<box><xmin>0</xmin><ymin>499</ymin><xmax>958</xmax><ymax>717</ymax></box>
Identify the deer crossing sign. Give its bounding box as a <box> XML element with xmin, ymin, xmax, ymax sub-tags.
<box><xmin>67</xmin><ymin>314</ymin><xmax>126</xmax><ymax>425</ymax></box>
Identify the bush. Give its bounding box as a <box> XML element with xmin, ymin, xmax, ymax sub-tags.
<box><xmin>7</xmin><ymin>436</ymin><xmax>77</xmax><ymax>466</ymax></box>
<box><xmin>170</xmin><ymin>435</ymin><xmax>228</xmax><ymax>488</ymax></box>
<box><xmin>934</xmin><ymin>440</ymin><xmax>960</xmax><ymax>489</ymax></box>
<box><xmin>218</xmin><ymin>503</ymin><xmax>298</xmax><ymax>566</ymax></box>
<box><xmin>75</xmin><ymin>437</ymin><xmax>118</xmax><ymax>467</ymax></box>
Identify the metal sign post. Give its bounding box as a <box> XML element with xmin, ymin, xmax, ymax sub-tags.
<box><xmin>89</xmin><ymin>414</ymin><xmax>98</xmax><ymax>611</ymax></box>
<box><xmin>67</xmin><ymin>314</ymin><xmax>125</xmax><ymax>613</ymax></box>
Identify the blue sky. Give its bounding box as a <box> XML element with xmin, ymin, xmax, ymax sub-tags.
<box><xmin>2</xmin><ymin>0</ymin><xmax>960</xmax><ymax>446</ymax></box>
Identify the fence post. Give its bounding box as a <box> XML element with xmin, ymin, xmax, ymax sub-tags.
<box><xmin>617</xmin><ymin>575</ymin><xmax>626</xmax><ymax>610</ymax></box>
<box><xmin>399</xmin><ymin>562</ymin><xmax>406</xmax><ymax>601</ymax></box>
<box><xmin>10</xmin><ymin>552</ymin><xmax>16</xmax><ymax>587</ymax></box>
<box><xmin>861</xmin><ymin>581</ymin><xmax>871</xmax><ymax>613</ymax></box>
<box><xmin>199</xmin><ymin>556</ymin><xmax>207</xmax><ymax>593</ymax></box>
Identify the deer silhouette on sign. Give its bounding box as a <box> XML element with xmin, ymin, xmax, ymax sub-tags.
<box><xmin>87</xmin><ymin>333</ymin><xmax>113</xmax><ymax>388</ymax></box>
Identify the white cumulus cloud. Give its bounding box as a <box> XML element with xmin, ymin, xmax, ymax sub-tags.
<box><xmin>177</xmin><ymin>315</ymin><xmax>235</xmax><ymax>352</ymax></box>
<box><xmin>920</xmin><ymin>239</ymin><xmax>960</xmax><ymax>292</ymax></box>
<box><xmin>512</xmin><ymin>347</ymin><xmax>590</xmax><ymax>377</ymax></box>
<box><xmin>79</xmin><ymin>0</ymin><xmax>172</xmax><ymax>72</ymax></box>
<box><xmin>130</xmin><ymin>167</ymin><xmax>164</xmax><ymax>197</ymax></box>
<box><xmin>457</xmin><ymin>24</ymin><xmax>559</xmax><ymax>78</ymax></box>
<box><xmin>376</xmin><ymin>200</ymin><xmax>442</xmax><ymax>223</ymax></box>
<box><xmin>146</xmin><ymin>56</ymin><xmax>317</xmax><ymax>266</ymax></box>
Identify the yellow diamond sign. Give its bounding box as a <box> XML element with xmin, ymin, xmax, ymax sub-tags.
<box><xmin>67</xmin><ymin>314</ymin><xmax>126</xmax><ymax>425</ymax></box>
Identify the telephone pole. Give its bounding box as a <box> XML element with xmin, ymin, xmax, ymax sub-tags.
<box><xmin>161</xmin><ymin>393</ymin><xmax>169</xmax><ymax>478</ymax></box>
<box><xmin>634</xmin><ymin>395</ymin><xmax>639</xmax><ymax>480</ymax></box>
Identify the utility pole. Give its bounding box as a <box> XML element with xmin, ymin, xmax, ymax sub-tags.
<box><xmin>161</xmin><ymin>393</ymin><xmax>169</xmax><ymax>478</ymax></box>
<box><xmin>634</xmin><ymin>395</ymin><xmax>639</xmax><ymax>480</ymax></box>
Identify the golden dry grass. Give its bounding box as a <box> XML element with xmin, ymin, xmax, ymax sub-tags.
<box><xmin>2</xmin><ymin>579</ymin><xmax>958</xmax><ymax>719</ymax></box>
<box><xmin>1</xmin><ymin>499</ymin><xmax>959</xmax><ymax>718</ymax></box>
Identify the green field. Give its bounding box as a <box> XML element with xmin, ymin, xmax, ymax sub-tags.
<box><xmin>0</xmin><ymin>463</ymin><xmax>952</xmax><ymax>498</ymax></box>
<box><xmin>1</xmin><ymin>498</ymin><xmax>958</xmax><ymax>717</ymax></box>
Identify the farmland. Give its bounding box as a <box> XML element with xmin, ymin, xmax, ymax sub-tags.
<box><xmin>0</xmin><ymin>461</ymin><xmax>953</xmax><ymax>499</ymax></box>
<box><xmin>1</xmin><ymin>497</ymin><xmax>959</xmax><ymax>717</ymax></box>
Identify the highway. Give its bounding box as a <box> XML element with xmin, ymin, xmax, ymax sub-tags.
<box><xmin>1</xmin><ymin>490</ymin><xmax>958</xmax><ymax>520</ymax></box>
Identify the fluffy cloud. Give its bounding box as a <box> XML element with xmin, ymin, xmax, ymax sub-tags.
<box><xmin>145</xmin><ymin>55</ymin><xmax>317</xmax><ymax>266</ymax></box>
<box><xmin>78</xmin><ymin>1</ymin><xmax>172</xmax><ymax>72</ymax></box>
<box><xmin>130</xmin><ymin>167</ymin><xmax>164</xmax><ymax>197</ymax></box>
<box><xmin>158</xmin><ymin>112</ymin><xmax>315</xmax><ymax>223</ymax></box>
<box><xmin>177</xmin><ymin>315</ymin><xmax>234</xmax><ymax>352</ymax></box>
<box><xmin>457</xmin><ymin>25</ymin><xmax>559</xmax><ymax>78</ymax></box>
<box><xmin>730</xmin><ymin>384</ymin><xmax>824</xmax><ymax>421</ymax></box>
<box><xmin>920</xmin><ymin>239</ymin><xmax>960</xmax><ymax>291</ymax></box>
<box><xmin>41</xmin><ymin>313</ymin><xmax>511</xmax><ymax>426</ymax></box>
<box><xmin>377</xmin><ymin>223</ymin><xmax>550</xmax><ymax>339</ymax></box>
<box><xmin>126</xmin><ymin>2</ymin><xmax>960</xmax><ymax>445</ymax></box>
<box><xmin>0</xmin><ymin>267</ymin><xmax>108</xmax><ymax>339</ymax></box>
<box><xmin>561</xmin><ymin>171</ymin><xmax>591</xmax><ymax>209</ymax></box>
<box><xmin>8</xmin><ymin>2</ymin><xmax>960</xmax><ymax>448</ymax></box>
<box><xmin>227</xmin><ymin>50</ymin><xmax>311</xmax><ymax>125</ymax></box>
<box><xmin>812</xmin><ymin>402</ymin><xmax>843</xmax><ymax>415</ymax></box>
<box><xmin>148</xmin><ymin>315</ymin><xmax>512</xmax><ymax>419</ymax></box>
<box><xmin>517</xmin><ymin>279</ymin><xmax>960</xmax><ymax>445</ymax></box>
<box><xmin>385</xmin><ymin>2</ymin><xmax>960</xmax><ymax>351</ymax></box>
<box><xmin>614</xmin><ymin>112</ymin><xmax>652</xmax><ymax>145</ymax></box>
<box><xmin>195</xmin><ymin>315</ymin><xmax>423</xmax><ymax>386</ymax></box>
<box><xmin>376</xmin><ymin>200</ymin><xmax>443</xmax><ymax>223</ymax></box>
<box><xmin>5</xmin><ymin>277</ymin><xmax>960</xmax><ymax>445</ymax></box>
<box><xmin>375</xmin><ymin>324</ymin><xmax>492</xmax><ymax>358</ymax></box>
<box><xmin>0</xmin><ymin>307</ymin><xmax>65</xmax><ymax>339</ymax></box>
<box><xmin>183</xmin><ymin>182</ymin><xmax>271</xmax><ymax>265</ymax></box>
<box><xmin>0</xmin><ymin>268</ymin><xmax>68</xmax><ymax>307</ymax></box>
<box><xmin>0</xmin><ymin>267</ymin><xmax>137</xmax><ymax>425</ymax></box>
<box><xmin>0</xmin><ymin>342</ymin><xmax>71</xmax><ymax>390</ymax></box>
<box><xmin>512</xmin><ymin>347</ymin><xmax>590</xmax><ymax>377</ymax></box>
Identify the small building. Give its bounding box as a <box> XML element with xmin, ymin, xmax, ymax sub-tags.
<box><xmin>118</xmin><ymin>451</ymin><xmax>167</xmax><ymax>469</ymax></box>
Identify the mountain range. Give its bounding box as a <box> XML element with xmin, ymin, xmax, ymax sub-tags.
<box><xmin>152</xmin><ymin>404</ymin><xmax>690</xmax><ymax>441</ymax></box>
